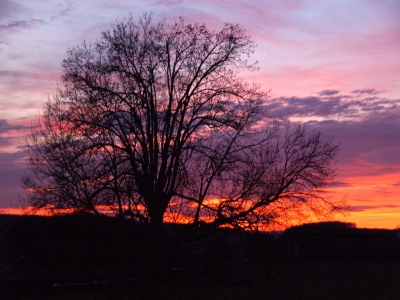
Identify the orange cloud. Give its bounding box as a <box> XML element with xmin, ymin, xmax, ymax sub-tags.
<box><xmin>327</xmin><ymin>170</ymin><xmax>400</xmax><ymax>229</ymax></box>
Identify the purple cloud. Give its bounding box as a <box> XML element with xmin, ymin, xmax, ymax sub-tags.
<box><xmin>264</xmin><ymin>95</ymin><xmax>349</xmax><ymax>118</ymax></box>
<box><xmin>153</xmin><ymin>0</ymin><xmax>184</xmax><ymax>5</ymax></box>
<box><xmin>51</xmin><ymin>1</ymin><xmax>75</xmax><ymax>21</ymax></box>
<box><xmin>265</xmin><ymin>90</ymin><xmax>400</xmax><ymax>178</ymax></box>
<box><xmin>0</xmin><ymin>40</ymin><xmax>11</xmax><ymax>51</ymax></box>
<box><xmin>0</xmin><ymin>119</ymin><xmax>28</xmax><ymax>148</ymax></box>
<box><xmin>265</xmin><ymin>92</ymin><xmax>400</xmax><ymax>119</ymax></box>
<box><xmin>351</xmin><ymin>89</ymin><xmax>381</xmax><ymax>95</ymax></box>
<box><xmin>318</xmin><ymin>90</ymin><xmax>340</xmax><ymax>96</ymax></box>
<box><xmin>326</xmin><ymin>181</ymin><xmax>352</xmax><ymax>188</ymax></box>
<box><xmin>0</xmin><ymin>150</ymin><xmax>27</xmax><ymax>207</ymax></box>
<box><xmin>351</xmin><ymin>204</ymin><xmax>400</xmax><ymax>212</ymax></box>
<box><xmin>0</xmin><ymin>119</ymin><xmax>27</xmax><ymax>134</ymax></box>
<box><xmin>59</xmin><ymin>1</ymin><xmax>74</xmax><ymax>16</ymax></box>
<box><xmin>0</xmin><ymin>0</ymin><xmax>24</xmax><ymax>19</ymax></box>
<box><xmin>308</xmin><ymin>106</ymin><xmax>400</xmax><ymax>171</ymax></box>
<box><xmin>0</xmin><ymin>19</ymin><xmax>47</xmax><ymax>32</ymax></box>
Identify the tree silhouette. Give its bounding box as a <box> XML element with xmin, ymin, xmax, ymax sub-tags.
<box><xmin>23</xmin><ymin>13</ymin><xmax>342</xmax><ymax>231</ymax></box>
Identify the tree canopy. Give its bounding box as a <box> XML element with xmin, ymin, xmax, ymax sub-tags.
<box><xmin>23</xmin><ymin>13</ymin><xmax>343</xmax><ymax>231</ymax></box>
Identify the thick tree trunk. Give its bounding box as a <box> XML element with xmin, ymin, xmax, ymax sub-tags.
<box><xmin>147</xmin><ymin>199</ymin><xmax>168</xmax><ymax>238</ymax></box>
<box><xmin>141</xmin><ymin>200</ymin><xmax>169</xmax><ymax>297</ymax></box>
<box><xmin>147</xmin><ymin>194</ymin><xmax>171</xmax><ymax>233</ymax></box>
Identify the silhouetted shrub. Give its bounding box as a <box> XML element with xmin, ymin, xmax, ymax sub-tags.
<box><xmin>6</xmin><ymin>214</ymin><xmax>144</xmax><ymax>275</ymax></box>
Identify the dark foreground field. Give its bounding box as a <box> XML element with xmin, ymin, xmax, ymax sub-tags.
<box><xmin>1</xmin><ymin>215</ymin><xmax>400</xmax><ymax>300</ymax></box>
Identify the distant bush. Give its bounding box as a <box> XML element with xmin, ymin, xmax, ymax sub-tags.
<box><xmin>283</xmin><ymin>221</ymin><xmax>356</xmax><ymax>237</ymax></box>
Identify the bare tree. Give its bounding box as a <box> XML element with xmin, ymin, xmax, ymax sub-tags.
<box><xmin>23</xmin><ymin>13</ymin><xmax>343</xmax><ymax>231</ymax></box>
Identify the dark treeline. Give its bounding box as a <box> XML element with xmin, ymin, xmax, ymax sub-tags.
<box><xmin>283</xmin><ymin>221</ymin><xmax>400</xmax><ymax>261</ymax></box>
<box><xmin>0</xmin><ymin>214</ymin><xmax>254</xmax><ymax>297</ymax></box>
<box><xmin>1</xmin><ymin>215</ymin><xmax>400</xmax><ymax>298</ymax></box>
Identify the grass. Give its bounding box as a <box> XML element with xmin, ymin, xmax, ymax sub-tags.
<box><xmin>4</xmin><ymin>261</ymin><xmax>400</xmax><ymax>299</ymax></box>
<box><xmin>1</xmin><ymin>215</ymin><xmax>400</xmax><ymax>299</ymax></box>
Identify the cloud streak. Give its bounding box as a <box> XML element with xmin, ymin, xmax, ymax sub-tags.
<box><xmin>0</xmin><ymin>19</ymin><xmax>47</xmax><ymax>32</ymax></box>
<box><xmin>351</xmin><ymin>89</ymin><xmax>382</xmax><ymax>95</ymax></box>
<box><xmin>0</xmin><ymin>149</ymin><xmax>27</xmax><ymax>207</ymax></box>
<box><xmin>51</xmin><ymin>1</ymin><xmax>75</xmax><ymax>21</ymax></box>
<box><xmin>318</xmin><ymin>90</ymin><xmax>340</xmax><ymax>96</ymax></box>
<box><xmin>0</xmin><ymin>119</ymin><xmax>27</xmax><ymax>134</ymax></box>
<box><xmin>265</xmin><ymin>91</ymin><xmax>400</xmax><ymax>120</ymax></box>
<box><xmin>351</xmin><ymin>204</ymin><xmax>400</xmax><ymax>213</ymax></box>
<box><xmin>0</xmin><ymin>119</ymin><xmax>28</xmax><ymax>150</ymax></box>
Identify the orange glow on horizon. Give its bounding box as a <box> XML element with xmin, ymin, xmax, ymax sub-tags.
<box><xmin>326</xmin><ymin>170</ymin><xmax>400</xmax><ymax>230</ymax></box>
<box><xmin>3</xmin><ymin>169</ymin><xmax>400</xmax><ymax>232</ymax></box>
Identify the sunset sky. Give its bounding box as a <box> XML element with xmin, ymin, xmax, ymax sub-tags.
<box><xmin>1</xmin><ymin>0</ymin><xmax>399</xmax><ymax>229</ymax></box>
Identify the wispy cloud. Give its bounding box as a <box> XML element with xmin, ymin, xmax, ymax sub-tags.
<box><xmin>0</xmin><ymin>40</ymin><xmax>11</xmax><ymax>51</ymax></box>
<box><xmin>0</xmin><ymin>119</ymin><xmax>28</xmax><ymax>148</ymax></box>
<box><xmin>310</xmin><ymin>107</ymin><xmax>400</xmax><ymax>174</ymax></box>
<box><xmin>318</xmin><ymin>90</ymin><xmax>340</xmax><ymax>96</ymax></box>
<box><xmin>262</xmin><ymin>89</ymin><xmax>400</xmax><ymax>177</ymax></box>
<box><xmin>351</xmin><ymin>89</ymin><xmax>382</xmax><ymax>95</ymax></box>
<box><xmin>0</xmin><ymin>19</ymin><xmax>47</xmax><ymax>32</ymax></box>
<box><xmin>51</xmin><ymin>1</ymin><xmax>75</xmax><ymax>21</ymax></box>
<box><xmin>0</xmin><ymin>69</ymin><xmax>61</xmax><ymax>106</ymax></box>
<box><xmin>0</xmin><ymin>119</ymin><xmax>27</xmax><ymax>134</ymax></box>
<box><xmin>0</xmin><ymin>0</ymin><xmax>25</xmax><ymax>19</ymax></box>
<box><xmin>265</xmin><ymin>91</ymin><xmax>400</xmax><ymax>119</ymax></box>
<box><xmin>327</xmin><ymin>181</ymin><xmax>352</xmax><ymax>188</ymax></box>
<box><xmin>153</xmin><ymin>0</ymin><xmax>185</xmax><ymax>5</ymax></box>
<box><xmin>0</xmin><ymin>149</ymin><xmax>27</xmax><ymax>206</ymax></box>
<box><xmin>351</xmin><ymin>204</ymin><xmax>400</xmax><ymax>212</ymax></box>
